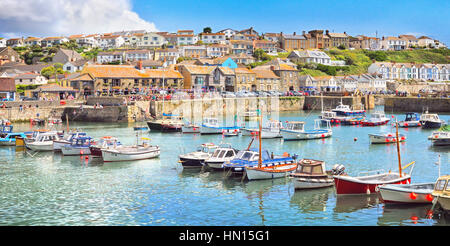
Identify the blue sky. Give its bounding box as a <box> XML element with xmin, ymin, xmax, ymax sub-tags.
<box><xmin>134</xmin><ymin>0</ymin><xmax>450</xmax><ymax>44</ymax></box>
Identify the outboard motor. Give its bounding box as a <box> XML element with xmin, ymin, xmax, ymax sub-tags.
<box><xmin>331</xmin><ymin>164</ymin><xmax>346</xmax><ymax>175</ymax></box>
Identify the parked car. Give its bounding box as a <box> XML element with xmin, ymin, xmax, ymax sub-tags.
<box><xmin>221</xmin><ymin>91</ymin><xmax>236</xmax><ymax>98</ymax></box>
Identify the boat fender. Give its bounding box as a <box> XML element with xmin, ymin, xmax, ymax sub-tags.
<box><xmin>426</xmin><ymin>194</ymin><xmax>434</xmax><ymax>202</ymax></box>
<box><xmin>354</xmin><ymin>137</ymin><xmax>357</xmax><ymax>142</ymax></box>
<box><xmin>409</xmin><ymin>192</ymin><xmax>417</xmax><ymax>200</ymax></box>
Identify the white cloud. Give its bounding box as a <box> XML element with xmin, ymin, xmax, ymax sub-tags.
<box><xmin>0</xmin><ymin>0</ymin><xmax>157</xmax><ymax>38</ymax></box>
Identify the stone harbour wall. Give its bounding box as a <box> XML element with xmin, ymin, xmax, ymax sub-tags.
<box><xmin>384</xmin><ymin>97</ymin><xmax>450</xmax><ymax>113</ymax></box>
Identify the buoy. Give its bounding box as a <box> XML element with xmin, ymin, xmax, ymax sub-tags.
<box><xmin>354</xmin><ymin>137</ymin><xmax>357</xmax><ymax>141</ymax></box>
<box><xmin>409</xmin><ymin>192</ymin><xmax>417</xmax><ymax>200</ymax></box>
<box><xmin>426</xmin><ymin>194</ymin><xmax>434</xmax><ymax>202</ymax></box>
<box><xmin>321</xmin><ymin>134</ymin><xmax>325</xmax><ymax>138</ymax></box>
<box><xmin>80</xmin><ymin>150</ymin><xmax>84</xmax><ymax>155</ymax></box>
<box><xmin>404</xmin><ymin>123</ymin><xmax>408</xmax><ymax>127</ymax></box>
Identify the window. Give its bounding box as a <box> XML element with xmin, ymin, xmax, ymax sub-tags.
<box><xmin>435</xmin><ymin>180</ymin><xmax>447</xmax><ymax>191</ymax></box>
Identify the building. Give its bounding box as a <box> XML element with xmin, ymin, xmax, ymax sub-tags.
<box><xmin>63</xmin><ymin>59</ymin><xmax>89</xmax><ymax>73</ymax></box>
<box><xmin>0</xmin><ymin>38</ymin><xmax>6</xmax><ymax>48</ymax></box>
<box><xmin>298</xmin><ymin>75</ymin><xmax>318</xmax><ymax>92</ymax></box>
<box><xmin>287</xmin><ymin>50</ymin><xmax>331</xmax><ymax>65</ymax></box>
<box><xmin>24</xmin><ymin>37</ymin><xmax>42</xmax><ymax>47</ymax></box>
<box><xmin>176</xmin><ymin>30</ymin><xmax>198</xmax><ymax>45</ymax></box>
<box><xmin>253</xmin><ymin>39</ymin><xmax>277</xmax><ymax>55</ymax></box>
<box><xmin>238</xmin><ymin>27</ymin><xmax>259</xmax><ymax>36</ymax></box>
<box><xmin>96</xmin><ymin>51</ymin><xmax>125</xmax><ymax>64</ymax></box>
<box><xmin>0</xmin><ymin>77</ymin><xmax>16</xmax><ymax>101</ymax></box>
<box><xmin>0</xmin><ymin>47</ymin><xmax>21</xmax><ymax>65</ymax></box>
<box><xmin>199</xmin><ymin>33</ymin><xmax>226</xmax><ymax>44</ymax></box>
<box><xmin>399</xmin><ymin>35</ymin><xmax>419</xmax><ymax>48</ymax></box>
<box><xmin>314</xmin><ymin>76</ymin><xmax>340</xmax><ymax>92</ymax></box>
<box><xmin>177</xmin><ymin>65</ymin><xmax>214</xmax><ymax>90</ymax></box>
<box><xmin>180</xmin><ymin>45</ymin><xmax>207</xmax><ymax>59</ymax></box>
<box><xmin>349</xmin><ymin>35</ymin><xmax>380</xmax><ymax>50</ymax></box>
<box><xmin>262</xmin><ymin>33</ymin><xmax>281</xmax><ymax>47</ymax></box>
<box><xmin>368</xmin><ymin>62</ymin><xmax>450</xmax><ymax>81</ymax></box>
<box><xmin>41</xmin><ymin>37</ymin><xmax>69</xmax><ymax>47</ymax></box>
<box><xmin>252</xmin><ymin>69</ymin><xmax>280</xmax><ymax>92</ymax></box>
<box><xmin>253</xmin><ymin>60</ymin><xmax>299</xmax><ymax>91</ymax></box>
<box><xmin>52</xmin><ymin>48</ymin><xmax>84</xmax><ymax>64</ymax></box>
<box><xmin>234</xmin><ymin>67</ymin><xmax>256</xmax><ymax>92</ymax></box>
<box><xmin>381</xmin><ymin>37</ymin><xmax>406</xmax><ymax>51</ymax></box>
<box><xmin>6</xmin><ymin>38</ymin><xmax>24</xmax><ymax>47</ymax></box>
<box><xmin>417</xmin><ymin>36</ymin><xmax>435</xmax><ymax>48</ymax></box>
<box><xmin>335</xmin><ymin>76</ymin><xmax>358</xmax><ymax>92</ymax></box>
<box><xmin>14</xmin><ymin>72</ymin><xmax>48</xmax><ymax>86</ymax></box>
<box><xmin>206</xmin><ymin>44</ymin><xmax>230</xmax><ymax>57</ymax></box>
<box><xmin>326</xmin><ymin>30</ymin><xmax>349</xmax><ymax>48</ymax></box>
<box><xmin>137</xmin><ymin>32</ymin><xmax>166</xmax><ymax>48</ymax></box>
<box><xmin>124</xmin><ymin>50</ymin><xmax>152</xmax><ymax>62</ymax></box>
<box><xmin>209</xmin><ymin>66</ymin><xmax>235</xmax><ymax>91</ymax></box>
<box><xmin>69</xmin><ymin>34</ymin><xmax>98</xmax><ymax>48</ymax></box>
<box><xmin>230</xmin><ymin>40</ymin><xmax>253</xmax><ymax>55</ymax></box>
<box><xmin>303</xmin><ymin>30</ymin><xmax>330</xmax><ymax>49</ymax></box>
<box><xmin>280</xmin><ymin>32</ymin><xmax>307</xmax><ymax>51</ymax></box>
<box><xmin>97</xmin><ymin>35</ymin><xmax>125</xmax><ymax>49</ymax></box>
<box><xmin>218</xmin><ymin>28</ymin><xmax>238</xmax><ymax>39</ymax></box>
<box><xmin>348</xmin><ymin>74</ymin><xmax>387</xmax><ymax>92</ymax></box>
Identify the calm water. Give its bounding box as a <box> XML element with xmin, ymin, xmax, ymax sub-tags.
<box><xmin>0</xmin><ymin>107</ymin><xmax>449</xmax><ymax>226</ymax></box>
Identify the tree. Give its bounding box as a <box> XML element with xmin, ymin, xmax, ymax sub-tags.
<box><xmin>337</xmin><ymin>44</ymin><xmax>346</xmax><ymax>50</ymax></box>
<box><xmin>41</xmin><ymin>64</ymin><xmax>65</xmax><ymax>79</ymax></box>
<box><xmin>253</xmin><ymin>48</ymin><xmax>271</xmax><ymax>61</ymax></box>
<box><xmin>203</xmin><ymin>27</ymin><xmax>212</xmax><ymax>33</ymax></box>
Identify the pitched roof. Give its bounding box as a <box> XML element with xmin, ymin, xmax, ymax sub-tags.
<box><xmin>252</xmin><ymin>69</ymin><xmax>279</xmax><ymax>79</ymax></box>
<box><xmin>32</xmin><ymin>84</ymin><xmax>75</xmax><ymax>92</ymax></box>
<box><xmin>234</xmin><ymin>67</ymin><xmax>255</xmax><ymax>74</ymax></box>
<box><xmin>0</xmin><ymin>77</ymin><xmax>16</xmax><ymax>91</ymax></box>
<box><xmin>327</xmin><ymin>33</ymin><xmax>348</xmax><ymax>38</ymax></box>
<box><xmin>143</xmin><ymin>69</ymin><xmax>183</xmax><ymax>79</ymax></box>
<box><xmin>181</xmin><ymin>65</ymin><xmax>215</xmax><ymax>74</ymax></box>
<box><xmin>82</xmin><ymin>65</ymin><xmax>149</xmax><ymax>78</ymax></box>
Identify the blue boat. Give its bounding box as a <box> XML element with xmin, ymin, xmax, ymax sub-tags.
<box><xmin>398</xmin><ymin>112</ymin><xmax>421</xmax><ymax>128</ymax></box>
<box><xmin>223</xmin><ymin>148</ymin><xmax>296</xmax><ymax>176</ymax></box>
<box><xmin>0</xmin><ymin>132</ymin><xmax>28</xmax><ymax>146</ymax></box>
<box><xmin>332</xmin><ymin>102</ymin><xmax>365</xmax><ymax>116</ymax></box>
<box><xmin>61</xmin><ymin>136</ymin><xmax>94</xmax><ymax>155</ymax></box>
<box><xmin>0</xmin><ymin>125</ymin><xmax>13</xmax><ymax>134</ymax></box>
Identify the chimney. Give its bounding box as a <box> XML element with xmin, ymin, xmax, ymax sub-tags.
<box><xmin>293</xmin><ymin>32</ymin><xmax>296</xmax><ymax>36</ymax></box>
<box><xmin>302</xmin><ymin>31</ymin><xmax>305</xmax><ymax>35</ymax></box>
<box><xmin>326</xmin><ymin>30</ymin><xmax>329</xmax><ymax>35</ymax></box>
<box><xmin>344</xmin><ymin>31</ymin><xmax>347</xmax><ymax>35</ymax></box>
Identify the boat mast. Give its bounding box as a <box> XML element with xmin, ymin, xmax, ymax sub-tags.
<box><xmin>395</xmin><ymin>119</ymin><xmax>402</xmax><ymax>177</ymax></box>
<box><xmin>258</xmin><ymin>110</ymin><xmax>262</xmax><ymax>168</ymax></box>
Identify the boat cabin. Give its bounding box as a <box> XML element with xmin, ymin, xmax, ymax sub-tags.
<box><xmin>284</xmin><ymin>121</ymin><xmax>305</xmax><ymax>132</ymax></box>
<box><xmin>235</xmin><ymin>148</ymin><xmax>271</xmax><ymax>162</ymax></box>
<box><xmin>321</xmin><ymin>111</ymin><xmax>337</xmax><ymax>119</ymax></box>
<box><xmin>294</xmin><ymin>159</ymin><xmax>328</xmax><ymax>176</ymax></box>
<box><xmin>202</xmin><ymin>118</ymin><xmax>219</xmax><ymax>126</ymax></box>
<box><xmin>432</xmin><ymin>175</ymin><xmax>450</xmax><ymax>200</ymax></box>
<box><xmin>404</xmin><ymin>112</ymin><xmax>420</xmax><ymax>122</ymax></box>
<box><xmin>420</xmin><ymin>113</ymin><xmax>440</xmax><ymax>122</ymax></box>
<box><xmin>70</xmin><ymin>136</ymin><xmax>93</xmax><ymax>147</ymax></box>
<box><xmin>370</xmin><ymin>112</ymin><xmax>387</xmax><ymax>120</ymax></box>
<box><xmin>197</xmin><ymin>143</ymin><xmax>218</xmax><ymax>153</ymax></box>
<box><xmin>334</xmin><ymin>103</ymin><xmax>351</xmax><ymax>112</ymax></box>
<box><xmin>0</xmin><ymin>125</ymin><xmax>13</xmax><ymax>134</ymax></box>
<box><xmin>266</xmin><ymin>120</ymin><xmax>282</xmax><ymax>129</ymax></box>
<box><xmin>35</xmin><ymin>132</ymin><xmax>60</xmax><ymax>142</ymax></box>
<box><xmin>210</xmin><ymin>146</ymin><xmax>237</xmax><ymax>159</ymax></box>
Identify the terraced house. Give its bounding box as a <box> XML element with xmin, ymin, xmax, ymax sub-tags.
<box><xmin>368</xmin><ymin>62</ymin><xmax>450</xmax><ymax>81</ymax></box>
<box><xmin>69</xmin><ymin>64</ymin><xmax>183</xmax><ymax>96</ymax></box>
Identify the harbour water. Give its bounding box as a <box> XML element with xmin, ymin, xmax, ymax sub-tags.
<box><xmin>0</xmin><ymin>107</ymin><xmax>449</xmax><ymax>226</ymax></box>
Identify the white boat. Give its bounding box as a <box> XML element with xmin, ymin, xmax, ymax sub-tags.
<box><xmin>204</xmin><ymin>143</ymin><xmax>239</xmax><ymax>170</ymax></box>
<box><xmin>222</xmin><ymin>129</ymin><xmax>239</xmax><ymax>137</ymax></box>
<box><xmin>241</xmin><ymin>120</ymin><xmax>283</xmax><ymax>139</ymax></box>
<box><xmin>200</xmin><ymin>118</ymin><xmax>223</xmax><ymax>134</ymax></box>
<box><xmin>25</xmin><ymin>131</ymin><xmax>61</xmax><ymax>151</ymax></box>
<box><xmin>377</xmin><ymin>183</ymin><xmax>435</xmax><ymax>204</ymax></box>
<box><xmin>369</xmin><ymin>132</ymin><xmax>406</xmax><ymax>144</ymax></box>
<box><xmin>361</xmin><ymin>112</ymin><xmax>390</xmax><ymax>126</ymax></box>
<box><xmin>419</xmin><ymin>111</ymin><xmax>445</xmax><ymax>129</ymax></box>
<box><xmin>182</xmin><ymin>123</ymin><xmax>201</xmax><ymax>133</ymax></box>
<box><xmin>245</xmin><ymin>163</ymin><xmax>297</xmax><ymax>180</ymax></box>
<box><xmin>102</xmin><ymin>137</ymin><xmax>160</xmax><ymax>162</ymax></box>
<box><xmin>281</xmin><ymin>119</ymin><xmax>332</xmax><ymax>140</ymax></box>
<box><xmin>90</xmin><ymin>136</ymin><xmax>121</xmax><ymax>157</ymax></box>
<box><xmin>61</xmin><ymin>136</ymin><xmax>94</xmax><ymax>156</ymax></box>
<box><xmin>178</xmin><ymin>143</ymin><xmax>218</xmax><ymax>168</ymax></box>
<box><xmin>428</xmin><ymin>125</ymin><xmax>450</xmax><ymax>146</ymax></box>
<box><xmin>289</xmin><ymin>159</ymin><xmax>340</xmax><ymax>190</ymax></box>
<box><xmin>53</xmin><ymin>132</ymin><xmax>87</xmax><ymax>151</ymax></box>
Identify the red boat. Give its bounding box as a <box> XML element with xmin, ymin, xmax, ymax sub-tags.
<box><xmin>333</xmin><ymin>121</ymin><xmax>415</xmax><ymax>195</ymax></box>
<box><xmin>334</xmin><ymin>172</ymin><xmax>411</xmax><ymax>195</ymax></box>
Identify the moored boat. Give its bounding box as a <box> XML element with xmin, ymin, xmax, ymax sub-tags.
<box><xmin>377</xmin><ymin>183</ymin><xmax>435</xmax><ymax>204</ymax></box>
<box><xmin>419</xmin><ymin>111</ymin><xmax>445</xmax><ymax>129</ymax></box>
<box><xmin>361</xmin><ymin>112</ymin><xmax>390</xmax><ymax>126</ymax></box>
<box><xmin>332</xmin><ymin>102</ymin><xmax>365</xmax><ymax>116</ymax></box>
<box><xmin>428</xmin><ymin>126</ymin><xmax>450</xmax><ymax>146</ymax></box>
<box><xmin>369</xmin><ymin>132</ymin><xmax>406</xmax><ymax>144</ymax></box>
<box><xmin>0</xmin><ymin>132</ymin><xmax>28</xmax><ymax>146</ymax></box>
<box><xmin>61</xmin><ymin>136</ymin><xmax>94</xmax><ymax>156</ymax></box>
<box><xmin>146</xmin><ymin>113</ymin><xmax>184</xmax><ymax>132</ymax></box>
<box><xmin>178</xmin><ymin>143</ymin><xmax>218</xmax><ymax>168</ymax></box>
<box><xmin>89</xmin><ymin>136</ymin><xmax>121</xmax><ymax>157</ymax></box>
<box><xmin>289</xmin><ymin>159</ymin><xmax>342</xmax><ymax>190</ymax></box>
<box><xmin>431</xmin><ymin>175</ymin><xmax>450</xmax><ymax>212</ymax></box>
<box><xmin>102</xmin><ymin>138</ymin><xmax>160</xmax><ymax>162</ymax></box>
<box><xmin>398</xmin><ymin>112</ymin><xmax>421</xmax><ymax>128</ymax></box>
<box><xmin>25</xmin><ymin>131</ymin><xmax>61</xmax><ymax>151</ymax></box>
<box><xmin>281</xmin><ymin>119</ymin><xmax>332</xmax><ymax>140</ymax></box>
<box><xmin>182</xmin><ymin>123</ymin><xmax>201</xmax><ymax>133</ymax></box>
<box><xmin>204</xmin><ymin>143</ymin><xmax>239</xmax><ymax>170</ymax></box>
<box><xmin>53</xmin><ymin>132</ymin><xmax>87</xmax><ymax>151</ymax></box>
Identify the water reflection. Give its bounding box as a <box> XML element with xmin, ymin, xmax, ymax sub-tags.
<box><xmin>289</xmin><ymin>188</ymin><xmax>334</xmax><ymax>213</ymax></box>
<box><xmin>334</xmin><ymin>194</ymin><xmax>380</xmax><ymax>213</ymax></box>
<box><xmin>378</xmin><ymin>204</ymin><xmax>434</xmax><ymax>226</ymax></box>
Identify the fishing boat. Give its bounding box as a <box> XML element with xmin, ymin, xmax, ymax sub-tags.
<box><xmin>223</xmin><ymin>148</ymin><xmax>296</xmax><ymax>176</ymax></box>
<box><xmin>102</xmin><ymin>137</ymin><xmax>160</xmax><ymax>162</ymax></box>
<box><xmin>89</xmin><ymin>136</ymin><xmax>121</xmax><ymax>157</ymax></box>
<box><xmin>178</xmin><ymin>143</ymin><xmax>218</xmax><ymax>168</ymax></box>
<box><xmin>361</xmin><ymin>112</ymin><xmax>390</xmax><ymax>126</ymax></box>
<box><xmin>146</xmin><ymin>113</ymin><xmax>184</xmax><ymax>132</ymax></box>
<box><xmin>398</xmin><ymin>112</ymin><xmax>421</xmax><ymax>128</ymax></box>
<box><xmin>369</xmin><ymin>132</ymin><xmax>406</xmax><ymax>144</ymax></box>
<box><xmin>0</xmin><ymin>132</ymin><xmax>28</xmax><ymax>146</ymax></box>
<box><xmin>199</xmin><ymin>118</ymin><xmax>239</xmax><ymax>135</ymax></box>
<box><xmin>0</xmin><ymin>124</ymin><xmax>13</xmax><ymax>134</ymax></box>
<box><xmin>61</xmin><ymin>136</ymin><xmax>94</xmax><ymax>156</ymax></box>
<box><xmin>280</xmin><ymin>119</ymin><xmax>332</xmax><ymax>140</ymax></box>
<box><xmin>333</xmin><ymin>121</ymin><xmax>415</xmax><ymax>195</ymax></box>
<box><xmin>290</xmin><ymin>159</ymin><xmax>346</xmax><ymax>190</ymax></box>
<box><xmin>419</xmin><ymin>111</ymin><xmax>445</xmax><ymax>129</ymax></box>
<box><xmin>377</xmin><ymin>183</ymin><xmax>435</xmax><ymax>204</ymax></box>
<box><xmin>53</xmin><ymin>132</ymin><xmax>87</xmax><ymax>151</ymax></box>
<box><xmin>181</xmin><ymin>122</ymin><xmax>201</xmax><ymax>133</ymax></box>
<box><xmin>241</xmin><ymin>120</ymin><xmax>282</xmax><ymax>139</ymax></box>
<box><xmin>431</xmin><ymin>175</ymin><xmax>450</xmax><ymax>212</ymax></box>
<box><xmin>222</xmin><ymin>129</ymin><xmax>239</xmax><ymax>137</ymax></box>
<box><xmin>332</xmin><ymin>102</ymin><xmax>365</xmax><ymax>116</ymax></box>
<box><xmin>428</xmin><ymin>125</ymin><xmax>450</xmax><ymax>146</ymax></box>
<box><xmin>25</xmin><ymin>131</ymin><xmax>61</xmax><ymax>151</ymax></box>
<box><xmin>204</xmin><ymin>143</ymin><xmax>239</xmax><ymax>170</ymax></box>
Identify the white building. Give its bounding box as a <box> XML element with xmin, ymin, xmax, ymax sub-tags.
<box><xmin>0</xmin><ymin>39</ymin><xmax>5</xmax><ymax>48</ymax></box>
<box><xmin>137</xmin><ymin>32</ymin><xmax>167</xmax><ymax>48</ymax></box>
<box><xmin>218</xmin><ymin>28</ymin><xmax>238</xmax><ymax>39</ymax></box>
<box><xmin>368</xmin><ymin>62</ymin><xmax>450</xmax><ymax>81</ymax></box>
<box><xmin>287</xmin><ymin>50</ymin><xmax>331</xmax><ymax>65</ymax></box>
<box><xmin>124</xmin><ymin>50</ymin><xmax>152</xmax><ymax>62</ymax></box>
<box><xmin>97</xmin><ymin>35</ymin><xmax>125</xmax><ymax>49</ymax></box>
<box><xmin>96</xmin><ymin>51</ymin><xmax>124</xmax><ymax>64</ymax></box>
<box><xmin>14</xmin><ymin>73</ymin><xmax>48</xmax><ymax>86</ymax></box>
<box><xmin>200</xmin><ymin>32</ymin><xmax>226</xmax><ymax>44</ymax></box>
<box><xmin>380</xmin><ymin>37</ymin><xmax>406</xmax><ymax>51</ymax></box>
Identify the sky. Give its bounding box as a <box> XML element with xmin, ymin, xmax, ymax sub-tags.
<box><xmin>0</xmin><ymin>0</ymin><xmax>449</xmax><ymax>45</ymax></box>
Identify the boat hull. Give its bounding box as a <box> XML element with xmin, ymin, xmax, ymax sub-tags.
<box><xmin>420</xmin><ymin>121</ymin><xmax>443</xmax><ymax>129</ymax></box>
<box><xmin>430</xmin><ymin>138</ymin><xmax>450</xmax><ymax>146</ymax></box>
<box><xmin>89</xmin><ymin>146</ymin><xmax>103</xmax><ymax>157</ymax></box>
<box><xmin>0</xmin><ymin>140</ymin><xmax>15</xmax><ymax>146</ymax></box>
<box><xmin>245</xmin><ymin>164</ymin><xmax>297</xmax><ymax>180</ymax></box>
<box><xmin>281</xmin><ymin>129</ymin><xmax>332</xmax><ymax>140</ymax></box>
<box><xmin>179</xmin><ymin>157</ymin><xmax>206</xmax><ymax>168</ymax></box>
<box><xmin>200</xmin><ymin>126</ymin><xmax>223</xmax><ymax>135</ymax></box>
<box><xmin>436</xmin><ymin>197</ymin><xmax>450</xmax><ymax>211</ymax></box>
<box><xmin>204</xmin><ymin>161</ymin><xmax>225</xmax><ymax>170</ymax></box>
<box><xmin>25</xmin><ymin>142</ymin><xmax>54</xmax><ymax>151</ymax></box>
<box><xmin>182</xmin><ymin>126</ymin><xmax>200</xmax><ymax>133</ymax></box>
<box><xmin>53</xmin><ymin>140</ymin><xmax>70</xmax><ymax>151</ymax></box>
<box><xmin>361</xmin><ymin>120</ymin><xmax>390</xmax><ymax>127</ymax></box>
<box><xmin>377</xmin><ymin>183</ymin><xmax>434</xmax><ymax>204</ymax></box>
<box><xmin>61</xmin><ymin>146</ymin><xmax>91</xmax><ymax>156</ymax></box>
<box><xmin>292</xmin><ymin>177</ymin><xmax>334</xmax><ymax>189</ymax></box>
<box><xmin>102</xmin><ymin>147</ymin><xmax>160</xmax><ymax>162</ymax></box>
<box><xmin>333</xmin><ymin>174</ymin><xmax>411</xmax><ymax>195</ymax></box>
<box><xmin>146</xmin><ymin>121</ymin><xmax>181</xmax><ymax>132</ymax></box>
<box><xmin>369</xmin><ymin>134</ymin><xmax>406</xmax><ymax>144</ymax></box>
<box><xmin>398</xmin><ymin>121</ymin><xmax>421</xmax><ymax>128</ymax></box>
